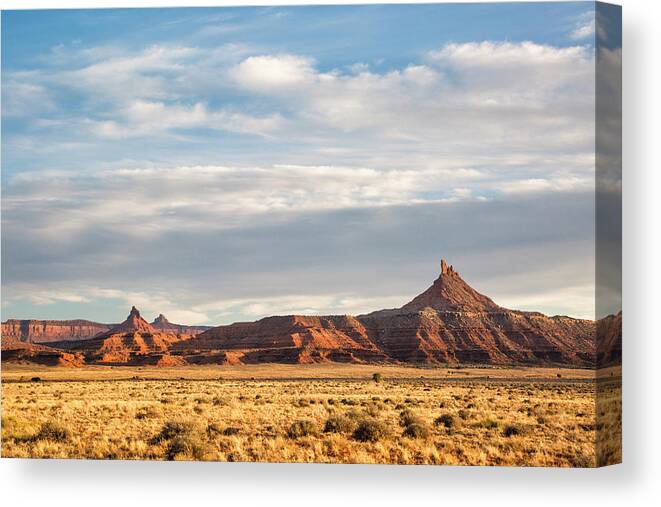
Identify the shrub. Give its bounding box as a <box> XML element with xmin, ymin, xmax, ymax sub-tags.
<box><xmin>135</xmin><ymin>407</ymin><xmax>159</xmax><ymax>420</ymax></box>
<box><xmin>206</xmin><ymin>423</ymin><xmax>223</xmax><ymax>437</ymax></box>
<box><xmin>483</xmin><ymin>419</ymin><xmax>499</xmax><ymax>430</ymax></box>
<box><xmin>287</xmin><ymin>420</ymin><xmax>316</xmax><ymax>439</ymax></box>
<box><xmin>503</xmin><ymin>424</ymin><xmax>522</xmax><ymax>437</ymax></box>
<box><xmin>434</xmin><ymin>413</ymin><xmax>455</xmax><ymax>429</ymax></box>
<box><xmin>399</xmin><ymin>409</ymin><xmax>423</xmax><ymax>427</ymax></box>
<box><xmin>352</xmin><ymin>419</ymin><xmax>389</xmax><ymax>442</ymax></box>
<box><xmin>364</xmin><ymin>402</ymin><xmax>384</xmax><ymax>417</ymax></box>
<box><xmin>403</xmin><ymin>422</ymin><xmax>430</xmax><ymax>439</ymax></box>
<box><xmin>212</xmin><ymin>396</ymin><xmax>228</xmax><ymax>406</ymax></box>
<box><xmin>152</xmin><ymin>419</ymin><xmax>198</xmax><ymax>443</ymax></box>
<box><xmin>166</xmin><ymin>434</ymin><xmax>208</xmax><ymax>461</ymax></box>
<box><xmin>372</xmin><ymin>373</ymin><xmax>382</xmax><ymax>383</ymax></box>
<box><xmin>30</xmin><ymin>377</ymin><xmax>41</xmax><ymax>382</ymax></box>
<box><xmin>323</xmin><ymin>415</ymin><xmax>355</xmax><ymax>434</ymax></box>
<box><xmin>33</xmin><ymin>421</ymin><xmax>70</xmax><ymax>442</ymax></box>
<box><xmin>223</xmin><ymin>427</ymin><xmax>240</xmax><ymax>436</ymax></box>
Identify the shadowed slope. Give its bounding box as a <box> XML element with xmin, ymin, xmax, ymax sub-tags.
<box><xmin>182</xmin><ymin>259</ymin><xmax>596</xmax><ymax>366</ymax></box>
<box><xmin>56</xmin><ymin>307</ymin><xmax>189</xmax><ymax>366</ymax></box>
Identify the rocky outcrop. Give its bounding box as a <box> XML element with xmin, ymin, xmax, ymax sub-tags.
<box><xmin>1</xmin><ymin>337</ymin><xmax>84</xmax><ymax>367</ymax></box>
<box><xmin>597</xmin><ymin>311</ymin><xmax>622</xmax><ymax>367</ymax></box>
<box><xmin>54</xmin><ymin>307</ymin><xmax>191</xmax><ymax>366</ymax></box>
<box><xmin>0</xmin><ymin>310</ymin><xmax>209</xmax><ymax>345</ymax></box>
<box><xmin>151</xmin><ymin>314</ymin><xmax>211</xmax><ymax>335</ymax></box>
<box><xmin>1</xmin><ymin>319</ymin><xmax>113</xmax><ymax>344</ymax></box>
<box><xmin>1</xmin><ymin>259</ymin><xmax>603</xmax><ymax>367</ymax></box>
<box><xmin>180</xmin><ymin>260</ymin><xmax>597</xmax><ymax>366</ymax></box>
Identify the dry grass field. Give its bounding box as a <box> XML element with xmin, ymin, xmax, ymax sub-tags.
<box><xmin>1</xmin><ymin>364</ymin><xmax>620</xmax><ymax>466</ymax></box>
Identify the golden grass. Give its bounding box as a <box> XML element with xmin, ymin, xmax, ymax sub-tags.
<box><xmin>1</xmin><ymin>364</ymin><xmax>621</xmax><ymax>466</ymax></box>
<box><xmin>0</xmin><ymin>362</ymin><xmax>599</xmax><ymax>382</ymax></box>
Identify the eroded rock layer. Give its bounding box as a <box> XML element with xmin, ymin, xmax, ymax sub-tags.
<box><xmin>3</xmin><ymin>260</ymin><xmax>614</xmax><ymax>367</ymax></box>
<box><xmin>1</xmin><ymin>319</ymin><xmax>113</xmax><ymax>344</ymax></box>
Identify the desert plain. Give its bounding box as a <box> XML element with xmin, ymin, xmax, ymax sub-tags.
<box><xmin>1</xmin><ymin>363</ymin><xmax>621</xmax><ymax>467</ymax></box>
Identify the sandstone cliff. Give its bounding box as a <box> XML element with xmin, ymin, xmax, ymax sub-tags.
<box><xmin>180</xmin><ymin>260</ymin><xmax>597</xmax><ymax>367</ymax></box>
<box><xmin>54</xmin><ymin>307</ymin><xmax>190</xmax><ymax>366</ymax></box>
<box><xmin>151</xmin><ymin>314</ymin><xmax>211</xmax><ymax>335</ymax></box>
<box><xmin>597</xmin><ymin>311</ymin><xmax>622</xmax><ymax>367</ymax></box>
<box><xmin>1</xmin><ymin>337</ymin><xmax>85</xmax><ymax>367</ymax></box>
<box><xmin>1</xmin><ymin>319</ymin><xmax>113</xmax><ymax>344</ymax></box>
<box><xmin>2</xmin><ymin>259</ymin><xmax>612</xmax><ymax>367</ymax></box>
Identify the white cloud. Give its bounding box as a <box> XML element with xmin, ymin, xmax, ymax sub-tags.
<box><xmin>2</xmin><ymin>80</ymin><xmax>55</xmax><ymax>117</ymax></box>
<box><xmin>2</xmin><ymin>163</ymin><xmax>490</xmax><ymax>242</ymax></box>
<box><xmin>5</xmin><ymin>41</ymin><xmax>596</xmax><ymax>174</ymax></box>
<box><xmin>194</xmin><ymin>293</ymin><xmax>409</xmax><ymax>322</ymax></box>
<box><xmin>25</xmin><ymin>291</ymin><xmax>91</xmax><ymax>306</ymax></box>
<box><xmin>570</xmin><ymin>12</ymin><xmax>596</xmax><ymax>40</ymax></box>
<box><xmin>87</xmin><ymin>101</ymin><xmax>283</xmax><ymax>139</ymax></box>
<box><xmin>230</xmin><ymin>54</ymin><xmax>316</xmax><ymax>90</ymax></box>
<box><xmin>498</xmin><ymin>176</ymin><xmax>594</xmax><ymax>195</ymax></box>
<box><xmin>2</xmin><ymin>40</ymin><xmax>601</xmax><ymax>321</ymax></box>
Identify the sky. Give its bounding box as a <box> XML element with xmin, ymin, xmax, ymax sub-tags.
<box><xmin>1</xmin><ymin>2</ymin><xmax>613</xmax><ymax>324</ymax></box>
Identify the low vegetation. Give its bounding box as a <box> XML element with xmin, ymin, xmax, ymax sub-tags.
<box><xmin>0</xmin><ymin>367</ymin><xmax>613</xmax><ymax>466</ymax></box>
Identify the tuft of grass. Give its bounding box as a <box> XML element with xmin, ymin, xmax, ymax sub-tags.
<box><xmin>483</xmin><ymin>418</ymin><xmax>499</xmax><ymax>430</ymax></box>
<box><xmin>151</xmin><ymin>419</ymin><xmax>198</xmax><ymax>443</ymax></box>
<box><xmin>223</xmin><ymin>427</ymin><xmax>240</xmax><ymax>436</ymax></box>
<box><xmin>32</xmin><ymin>421</ymin><xmax>70</xmax><ymax>442</ymax></box>
<box><xmin>403</xmin><ymin>422</ymin><xmax>430</xmax><ymax>439</ymax></box>
<box><xmin>287</xmin><ymin>420</ymin><xmax>317</xmax><ymax>439</ymax></box>
<box><xmin>434</xmin><ymin>413</ymin><xmax>455</xmax><ymax>429</ymax></box>
<box><xmin>212</xmin><ymin>396</ymin><xmax>229</xmax><ymax>406</ymax></box>
<box><xmin>206</xmin><ymin>423</ymin><xmax>223</xmax><ymax>437</ymax></box>
<box><xmin>166</xmin><ymin>434</ymin><xmax>208</xmax><ymax>461</ymax></box>
<box><xmin>135</xmin><ymin>407</ymin><xmax>159</xmax><ymax>420</ymax></box>
<box><xmin>352</xmin><ymin>419</ymin><xmax>389</xmax><ymax>443</ymax></box>
<box><xmin>372</xmin><ymin>373</ymin><xmax>382</xmax><ymax>383</ymax></box>
<box><xmin>399</xmin><ymin>409</ymin><xmax>423</xmax><ymax>427</ymax></box>
<box><xmin>503</xmin><ymin>424</ymin><xmax>522</xmax><ymax>437</ymax></box>
<box><xmin>323</xmin><ymin>415</ymin><xmax>355</xmax><ymax>434</ymax></box>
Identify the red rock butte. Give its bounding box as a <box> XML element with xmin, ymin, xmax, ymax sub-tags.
<box><xmin>2</xmin><ymin>259</ymin><xmax>621</xmax><ymax>367</ymax></box>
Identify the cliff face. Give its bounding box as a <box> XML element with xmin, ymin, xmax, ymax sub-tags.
<box><xmin>2</xmin><ymin>259</ymin><xmax>610</xmax><ymax>367</ymax></box>
<box><xmin>1</xmin><ymin>310</ymin><xmax>208</xmax><ymax>345</ymax></box>
<box><xmin>597</xmin><ymin>311</ymin><xmax>622</xmax><ymax>367</ymax></box>
<box><xmin>56</xmin><ymin>307</ymin><xmax>190</xmax><ymax>366</ymax></box>
<box><xmin>151</xmin><ymin>314</ymin><xmax>211</xmax><ymax>335</ymax></box>
<box><xmin>1</xmin><ymin>319</ymin><xmax>113</xmax><ymax>344</ymax></box>
<box><xmin>181</xmin><ymin>260</ymin><xmax>598</xmax><ymax>367</ymax></box>
<box><xmin>1</xmin><ymin>337</ymin><xmax>85</xmax><ymax>367</ymax></box>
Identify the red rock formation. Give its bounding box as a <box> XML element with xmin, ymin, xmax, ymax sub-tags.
<box><xmin>151</xmin><ymin>314</ymin><xmax>211</xmax><ymax>335</ymax></box>
<box><xmin>1</xmin><ymin>260</ymin><xmax>601</xmax><ymax>367</ymax></box>
<box><xmin>1</xmin><ymin>319</ymin><xmax>112</xmax><ymax>344</ymax></box>
<box><xmin>56</xmin><ymin>307</ymin><xmax>191</xmax><ymax>366</ymax></box>
<box><xmin>179</xmin><ymin>260</ymin><xmax>596</xmax><ymax>367</ymax></box>
<box><xmin>401</xmin><ymin>259</ymin><xmax>502</xmax><ymax>312</ymax></box>
<box><xmin>1</xmin><ymin>337</ymin><xmax>84</xmax><ymax>367</ymax></box>
<box><xmin>597</xmin><ymin>311</ymin><xmax>622</xmax><ymax>366</ymax></box>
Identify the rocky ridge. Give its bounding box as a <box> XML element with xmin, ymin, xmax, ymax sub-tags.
<box><xmin>3</xmin><ymin>260</ymin><xmax>619</xmax><ymax>367</ymax></box>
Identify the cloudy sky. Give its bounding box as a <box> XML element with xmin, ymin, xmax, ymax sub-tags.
<box><xmin>2</xmin><ymin>3</ymin><xmax>607</xmax><ymax>324</ymax></box>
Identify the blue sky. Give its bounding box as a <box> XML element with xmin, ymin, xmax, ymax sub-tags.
<box><xmin>2</xmin><ymin>3</ymin><xmax>615</xmax><ymax>324</ymax></box>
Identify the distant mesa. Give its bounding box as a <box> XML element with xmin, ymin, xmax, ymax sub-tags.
<box><xmin>174</xmin><ymin>258</ymin><xmax>605</xmax><ymax>367</ymax></box>
<box><xmin>1</xmin><ymin>258</ymin><xmax>621</xmax><ymax>368</ymax></box>
<box><xmin>1</xmin><ymin>308</ymin><xmax>210</xmax><ymax>345</ymax></box>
